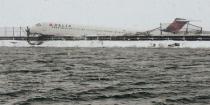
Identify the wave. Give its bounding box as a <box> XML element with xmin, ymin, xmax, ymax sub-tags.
<box><xmin>0</xmin><ymin>90</ymin><xmax>31</xmax><ymax>97</ymax></box>
<box><xmin>96</xmin><ymin>92</ymin><xmax>157</xmax><ymax>99</ymax></box>
<box><xmin>166</xmin><ymin>95</ymin><xmax>210</xmax><ymax>104</ymax></box>
<box><xmin>0</xmin><ymin>69</ymin><xmax>46</xmax><ymax>74</ymax></box>
<box><xmin>34</xmin><ymin>59</ymin><xmax>54</xmax><ymax>63</ymax></box>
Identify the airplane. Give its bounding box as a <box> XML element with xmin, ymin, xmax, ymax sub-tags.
<box><xmin>25</xmin><ymin>18</ymin><xmax>200</xmax><ymax>45</ymax></box>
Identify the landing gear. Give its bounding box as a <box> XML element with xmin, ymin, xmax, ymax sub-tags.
<box><xmin>26</xmin><ymin>27</ymin><xmax>44</xmax><ymax>45</ymax></box>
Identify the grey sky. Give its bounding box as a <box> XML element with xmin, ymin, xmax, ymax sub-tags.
<box><xmin>0</xmin><ymin>0</ymin><xmax>210</xmax><ymax>30</ymax></box>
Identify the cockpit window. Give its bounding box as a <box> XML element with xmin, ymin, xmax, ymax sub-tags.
<box><xmin>36</xmin><ymin>23</ymin><xmax>42</xmax><ymax>27</ymax></box>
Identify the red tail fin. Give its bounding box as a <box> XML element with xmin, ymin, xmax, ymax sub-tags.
<box><xmin>164</xmin><ymin>18</ymin><xmax>188</xmax><ymax>33</ymax></box>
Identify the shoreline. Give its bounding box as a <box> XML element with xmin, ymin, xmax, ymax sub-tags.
<box><xmin>0</xmin><ymin>40</ymin><xmax>210</xmax><ymax>48</ymax></box>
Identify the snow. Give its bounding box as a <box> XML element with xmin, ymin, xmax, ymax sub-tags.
<box><xmin>1</xmin><ymin>40</ymin><xmax>210</xmax><ymax>48</ymax></box>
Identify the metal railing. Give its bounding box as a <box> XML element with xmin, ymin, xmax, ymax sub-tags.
<box><xmin>0</xmin><ymin>27</ymin><xmax>27</xmax><ymax>37</ymax></box>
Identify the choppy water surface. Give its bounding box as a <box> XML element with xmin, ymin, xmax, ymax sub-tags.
<box><xmin>0</xmin><ymin>48</ymin><xmax>210</xmax><ymax>105</ymax></box>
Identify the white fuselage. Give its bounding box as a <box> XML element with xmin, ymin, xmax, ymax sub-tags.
<box><xmin>30</xmin><ymin>23</ymin><xmax>137</xmax><ymax>37</ymax></box>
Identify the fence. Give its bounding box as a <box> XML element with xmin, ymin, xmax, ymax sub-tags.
<box><xmin>0</xmin><ymin>27</ymin><xmax>27</xmax><ymax>37</ymax></box>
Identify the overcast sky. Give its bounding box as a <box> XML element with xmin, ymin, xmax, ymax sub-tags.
<box><xmin>0</xmin><ymin>0</ymin><xmax>210</xmax><ymax>30</ymax></box>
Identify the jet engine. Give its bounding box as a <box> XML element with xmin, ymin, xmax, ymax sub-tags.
<box><xmin>26</xmin><ymin>27</ymin><xmax>44</xmax><ymax>45</ymax></box>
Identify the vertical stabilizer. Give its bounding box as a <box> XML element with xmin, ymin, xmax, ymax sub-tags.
<box><xmin>164</xmin><ymin>18</ymin><xmax>189</xmax><ymax>33</ymax></box>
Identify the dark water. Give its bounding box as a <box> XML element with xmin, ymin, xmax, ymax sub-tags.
<box><xmin>0</xmin><ymin>48</ymin><xmax>210</xmax><ymax>105</ymax></box>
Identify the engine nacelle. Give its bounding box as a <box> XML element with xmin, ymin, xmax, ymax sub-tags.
<box><xmin>26</xmin><ymin>27</ymin><xmax>44</xmax><ymax>45</ymax></box>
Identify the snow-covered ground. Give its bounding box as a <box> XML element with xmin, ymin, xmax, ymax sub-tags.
<box><xmin>1</xmin><ymin>40</ymin><xmax>210</xmax><ymax>48</ymax></box>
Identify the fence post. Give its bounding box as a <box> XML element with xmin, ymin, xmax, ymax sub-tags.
<box><xmin>160</xmin><ymin>23</ymin><xmax>163</xmax><ymax>35</ymax></box>
<box><xmin>13</xmin><ymin>27</ymin><xmax>15</xmax><ymax>37</ymax></box>
<box><xmin>4</xmin><ymin>27</ymin><xmax>7</xmax><ymax>36</ymax></box>
<box><xmin>20</xmin><ymin>27</ymin><xmax>22</xmax><ymax>37</ymax></box>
